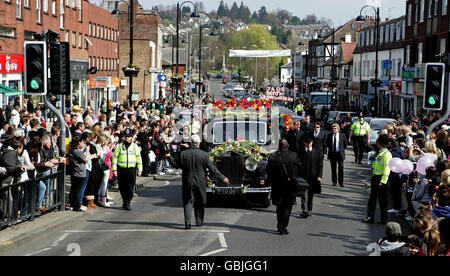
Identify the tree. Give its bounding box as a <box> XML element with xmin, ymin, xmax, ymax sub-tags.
<box><xmin>258</xmin><ymin>6</ymin><xmax>268</xmax><ymax>22</ymax></box>
<box><xmin>229</xmin><ymin>2</ymin><xmax>239</xmax><ymax>21</ymax></box>
<box><xmin>238</xmin><ymin>2</ymin><xmax>251</xmax><ymax>21</ymax></box>
<box><xmin>302</xmin><ymin>14</ymin><xmax>319</xmax><ymax>25</ymax></box>
<box><xmin>289</xmin><ymin>16</ymin><xmax>302</xmax><ymax>25</ymax></box>
<box><xmin>217</xmin><ymin>0</ymin><xmax>227</xmax><ymax>17</ymax></box>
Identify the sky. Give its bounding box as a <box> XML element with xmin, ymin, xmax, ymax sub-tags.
<box><xmin>141</xmin><ymin>0</ymin><xmax>406</xmax><ymax>26</ymax></box>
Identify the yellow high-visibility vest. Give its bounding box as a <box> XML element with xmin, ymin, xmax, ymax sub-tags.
<box><xmin>372</xmin><ymin>148</ymin><xmax>392</xmax><ymax>184</ymax></box>
<box><xmin>112</xmin><ymin>142</ymin><xmax>142</xmax><ymax>172</ymax></box>
<box><xmin>351</xmin><ymin>121</ymin><xmax>371</xmax><ymax>136</ymax></box>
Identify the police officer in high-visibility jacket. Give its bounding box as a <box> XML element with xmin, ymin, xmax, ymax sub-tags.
<box><xmin>363</xmin><ymin>134</ymin><xmax>392</xmax><ymax>224</ymax></box>
<box><xmin>112</xmin><ymin>128</ymin><xmax>142</xmax><ymax>211</ymax></box>
<box><xmin>349</xmin><ymin>113</ymin><xmax>371</xmax><ymax>164</ymax></box>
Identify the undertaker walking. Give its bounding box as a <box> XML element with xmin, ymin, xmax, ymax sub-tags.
<box><xmin>167</xmin><ymin>135</ymin><xmax>229</xmax><ymax>229</ymax></box>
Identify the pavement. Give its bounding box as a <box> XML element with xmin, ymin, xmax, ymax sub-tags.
<box><xmin>0</xmin><ymin>170</ymin><xmax>182</xmax><ymax>252</ymax></box>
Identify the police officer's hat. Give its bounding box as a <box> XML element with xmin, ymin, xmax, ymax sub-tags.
<box><xmin>376</xmin><ymin>134</ymin><xmax>390</xmax><ymax>147</ymax></box>
<box><xmin>358</xmin><ymin>112</ymin><xmax>364</xmax><ymax>118</ymax></box>
<box><xmin>123</xmin><ymin>128</ymin><xmax>134</xmax><ymax>137</ymax></box>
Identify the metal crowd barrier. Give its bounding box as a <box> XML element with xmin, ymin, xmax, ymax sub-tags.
<box><xmin>0</xmin><ymin>169</ymin><xmax>65</xmax><ymax>229</ymax></box>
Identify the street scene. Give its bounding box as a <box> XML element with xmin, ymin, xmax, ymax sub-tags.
<box><xmin>0</xmin><ymin>0</ymin><xmax>449</xmax><ymax>260</ymax></box>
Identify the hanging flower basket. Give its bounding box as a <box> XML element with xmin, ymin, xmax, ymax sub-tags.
<box><xmin>122</xmin><ymin>65</ymin><xmax>140</xmax><ymax>77</ymax></box>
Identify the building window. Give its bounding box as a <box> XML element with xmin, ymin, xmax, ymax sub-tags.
<box><xmin>24</xmin><ymin>0</ymin><xmax>29</xmax><ymax>7</ymax></box>
<box><xmin>43</xmin><ymin>0</ymin><xmax>48</xmax><ymax>13</ymax></box>
<box><xmin>440</xmin><ymin>38</ymin><xmax>446</xmax><ymax>54</ymax></box>
<box><xmin>89</xmin><ymin>23</ymin><xmax>91</xmax><ymax>36</ymax></box>
<box><xmin>72</xmin><ymin>32</ymin><xmax>76</xmax><ymax>47</ymax></box>
<box><xmin>52</xmin><ymin>0</ymin><xmax>56</xmax><ymax>15</ymax></box>
<box><xmin>65</xmin><ymin>30</ymin><xmax>69</xmax><ymax>42</ymax></box>
<box><xmin>418</xmin><ymin>43</ymin><xmax>423</xmax><ymax>63</ymax></box>
<box><xmin>71</xmin><ymin>0</ymin><xmax>75</xmax><ymax>8</ymax></box>
<box><xmin>78</xmin><ymin>33</ymin><xmax>82</xmax><ymax>48</ymax></box>
<box><xmin>406</xmin><ymin>44</ymin><xmax>411</xmax><ymax>65</ymax></box>
<box><xmin>443</xmin><ymin>0</ymin><xmax>448</xmax><ymax>16</ymax></box>
<box><xmin>397</xmin><ymin>59</ymin><xmax>402</xmax><ymax>77</ymax></box>
<box><xmin>434</xmin><ymin>0</ymin><xmax>439</xmax><ymax>16</ymax></box>
<box><xmin>36</xmin><ymin>0</ymin><xmax>42</xmax><ymax>24</ymax></box>
<box><xmin>16</xmin><ymin>0</ymin><xmax>21</xmax><ymax>19</ymax></box>
<box><xmin>60</xmin><ymin>13</ymin><xmax>64</xmax><ymax>29</ymax></box>
<box><xmin>428</xmin><ymin>0</ymin><xmax>433</xmax><ymax>18</ymax></box>
<box><xmin>77</xmin><ymin>0</ymin><xmax>81</xmax><ymax>22</ymax></box>
<box><xmin>93</xmin><ymin>24</ymin><xmax>96</xmax><ymax>37</ymax></box>
<box><xmin>97</xmin><ymin>25</ymin><xmax>100</xmax><ymax>39</ymax></box>
<box><xmin>407</xmin><ymin>3</ymin><xmax>412</xmax><ymax>26</ymax></box>
<box><xmin>420</xmin><ymin>0</ymin><xmax>425</xmax><ymax>22</ymax></box>
<box><xmin>0</xmin><ymin>26</ymin><xmax>15</xmax><ymax>38</ymax></box>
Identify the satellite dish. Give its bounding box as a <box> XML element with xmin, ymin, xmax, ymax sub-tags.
<box><xmin>245</xmin><ymin>157</ymin><xmax>258</xmax><ymax>172</ymax></box>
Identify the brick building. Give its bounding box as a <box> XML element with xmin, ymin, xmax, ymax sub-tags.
<box><xmin>0</xmin><ymin>0</ymin><xmax>119</xmax><ymax>110</ymax></box>
<box><xmin>116</xmin><ymin>0</ymin><xmax>163</xmax><ymax>104</ymax></box>
<box><xmin>404</xmin><ymin>0</ymin><xmax>449</xmax><ymax>113</ymax></box>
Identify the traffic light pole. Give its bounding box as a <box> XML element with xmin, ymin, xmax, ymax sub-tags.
<box><xmin>43</xmin><ymin>93</ymin><xmax>66</xmax><ymax>211</ymax></box>
<box><xmin>426</xmin><ymin>57</ymin><xmax>450</xmax><ymax>137</ymax></box>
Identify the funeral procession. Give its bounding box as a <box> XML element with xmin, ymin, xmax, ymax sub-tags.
<box><xmin>1</xmin><ymin>0</ymin><xmax>450</xmax><ymax>261</ymax></box>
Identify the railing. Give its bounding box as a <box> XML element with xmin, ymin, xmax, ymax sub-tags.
<box><xmin>0</xmin><ymin>169</ymin><xmax>65</xmax><ymax>229</ymax></box>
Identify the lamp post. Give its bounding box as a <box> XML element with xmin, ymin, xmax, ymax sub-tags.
<box><xmin>112</xmin><ymin>0</ymin><xmax>134</xmax><ymax>107</ymax></box>
<box><xmin>199</xmin><ymin>24</ymin><xmax>218</xmax><ymax>84</ymax></box>
<box><xmin>176</xmin><ymin>1</ymin><xmax>200</xmax><ymax>101</ymax></box>
<box><xmin>356</xmin><ymin>5</ymin><xmax>381</xmax><ymax>116</ymax></box>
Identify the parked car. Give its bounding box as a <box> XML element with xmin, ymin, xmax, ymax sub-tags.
<box><xmin>368</xmin><ymin>118</ymin><xmax>397</xmax><ymax>147</ymax></box>
<box><xmin>326</xmin><ymin>111</ymin><xmax>357</xmax><ymax>130</ymax></box>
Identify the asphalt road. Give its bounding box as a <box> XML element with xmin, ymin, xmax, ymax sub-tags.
<box><xmin>0</xmin><ymin>150</ymin><xmax>393</xmax><ymax>257</ymax></box>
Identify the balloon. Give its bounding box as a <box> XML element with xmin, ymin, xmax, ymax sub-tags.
<box><xmin>389</xmin><ymin>158</ymin><xmax>404</xmax><ymax>173</ymax></box>
<box><xmin>416</xmin><ymin>155</ymin><xmax>436</xmax><ymax>175</ymax></box>
<box><xmin>400</xmin><ymin>160</ymin><xmax>414</xmax><ymax>175</ymax></box>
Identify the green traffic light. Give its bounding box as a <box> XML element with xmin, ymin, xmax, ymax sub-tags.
<box><xmin>428</xmin><ymin>96</ymin><xmax>436</xmax><ymax>105</ymax></box>
<box><xmin>30</xmin><ymin>79</ymin><xmax>40</xmax><ymax>90</ymax></box>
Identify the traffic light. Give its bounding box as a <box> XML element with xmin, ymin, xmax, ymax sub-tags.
<box><xmin>24</xmin><ymin>41</ymin><xmax>47</xmax><ymax>95</ymax></box>
<box><xmin>50</xmin><ymin>42</ymin><xmax>71</xmax><ymax>95</ymax></box>
<box><xmin>202</xmin><ymin>83</ymin><xmax>206</xmax><ymax>93</ymax></box>
<box><xmin>424</xmin><ymin>63</ymin><xmax>445</xmax><ymax>110</ymax></box>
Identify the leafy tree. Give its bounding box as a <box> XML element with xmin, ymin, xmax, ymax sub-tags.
<box><xmin>302</xmin><ymin>14</ymin><xmax>319</xmax><ymax>24</ymax></box>
<box><xmin>229</xmin><ymin>2</ymin><xmax>239</xmax><ymax>21</ymax></box>
<box><xmin>238</xmin><ymin>2</ymin><xmax>251</xmax><ymax>21</ymax></box>
<box><xmin>289</xmin><ymin>16</ymin><xmax>302</xmax><ymax>25</ymax></box>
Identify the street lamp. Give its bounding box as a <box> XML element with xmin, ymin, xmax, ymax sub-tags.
<box><xmin>356</xmin><ymin>5</ymin><xmax>381</xmax><ymax>116</ymax></box>
<box><xmin>112</xmin><ymin>0</ymin><xmax>135</xmax><ymax>107</ymax></box>
<box><xmin>176</xmin><ymin>1</ymin><xmax>200</xmax><ymax>101</ymax></box>
<box><xmin>199</xmin><ymin>24</ymin><xmax>219</xmax><ymax>84</ymax></box>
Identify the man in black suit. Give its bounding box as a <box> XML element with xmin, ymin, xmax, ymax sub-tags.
<box><xmin>327</xmin><ymin>123</ymin><xmax>348</xmax><ymax>187</ymax></box>
<box><xmin>267</xmin><ymin>139</ymin><xmax>301</xmax><ymax>235</ymax></box>
<box><xmin>312</xmin><ymin>121</ymin><xmax>327</xmax><ymax>157</ymax></box>
<box><xmin>298</xmin><ymin>136</ymin><xmax>323</xmax><ymax>218</ymax></box>
<box><xmin>301</xmin><ymin>115</ymin><xmax>315</xmax><ymax>138</ymax></box>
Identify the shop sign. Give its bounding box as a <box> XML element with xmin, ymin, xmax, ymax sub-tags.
<box><xmin>389</xmin><ymin>80</ymin><xmax>402</xmax><ymax>95</ymax></box>
<box><xmin>0</xmin><ymin>54</ymin><xmax>24</xmax><ymax>74</ymax></box>
<box><xmin>414</xmin><ymin>82</ymin><xmax>424</xmax><ymax>96</ymax></box>
<box><xmin>402</xmin><ymin>67</ymin><xmax>416</xmax><ymax>81</ymax></box>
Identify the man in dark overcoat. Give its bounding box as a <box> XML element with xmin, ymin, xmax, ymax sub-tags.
<box><xmin>167</xmin><ymin>135</ymin><xmax>229</xmax><ymax>229</ymax></box>
<box><xmin>267</xmin><ymin>139</ymin><xmax>301</xmax><ymax>235</ymax></box>
<box><xmin>298</xmin><ymin>136</ymin><xmax>323</xmax><ymax>218</ymax></box>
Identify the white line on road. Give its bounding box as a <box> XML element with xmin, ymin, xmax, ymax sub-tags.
<box><xmin>52</xmin><ymin>233</ymin><xmax>70</xmax><ymax>247</ymax></box>
<box><xmin>63</xmin><ymin>229</ymin><xmax>230</xmax><ymax>233</ymax></box>
<box><xmin>199</xmin><ymin>248</ymin><xmax>227</xmax><ymax>257</ymax></box>
<box><xmin>25</xmin><ymin>247</ymin><xmax>52</xmax><ymax>256</ymax></box>
<box><xmin>218</xmin><ymin>233</ymin><xmax>228</xmax><ymax>248</ymax></box>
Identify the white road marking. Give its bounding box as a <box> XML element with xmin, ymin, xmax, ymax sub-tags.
<box><xmin>63</xmin><ymin>229</ymin><xmax>230</xmax><ymax>233</ymax></box>
<box><xmin>199</xmin><ymin>248</ymin><xmax>227</xmax><ymax>256</ymax></box>
<box><xmin>52</xmin><ymin>233</ymin><xmax>70</xmax><ymax>247</ymax></box>
<box><xmin>25</xmin><ymin>247</ymin><xmax>52</xmax><ymax>256</ymax></box>
<box><xmin>218</xmin><ymin>233</ymin><xmax>228</xmax><ymax>248</ymax></box>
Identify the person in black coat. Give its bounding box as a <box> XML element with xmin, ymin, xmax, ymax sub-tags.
<box><xmin>136</xmin><ymin>121</ymin><xmax>151</xmax><ymax>176</ymax></box>
<box><xmin>167</xmin><ymin>135</ymin><xmax>229</xmax><ymax>229</ymax></box>
<box><xmin>267</xmin><ymin>139</ymin><xmax>301</xmax><ymax>235</ymax></box>
<box><xmin>326</xmin><ymin>124</ymin><xmax>348</xmax><ymax>187</ymax></box>
<box><xmin>301</xmin><ymin>115</ymin><xmax>315</xmax><ymax>138</ymax></box>
<box><xmin>312</xmin><ymin>121</ymin><xmax>327</xmax><ymax>157</ymax></box>
<box><xmin>298</xmin><ymin>136</ymin><xmax>323</xmax><ymax>218</ymax></box>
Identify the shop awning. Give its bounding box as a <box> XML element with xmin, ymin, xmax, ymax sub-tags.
<box><xmin>0</xmin><ymin>84</ymin><xmax>24</xmax><ymax>97</ymax></box>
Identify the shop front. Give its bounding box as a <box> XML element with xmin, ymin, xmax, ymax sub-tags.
<box><xmin>69</xmin><ymin>60</ymin><xmax>89</xmax><ymax>111</ymax></box>
<box><xmin>0</xmin><ymin>54</ymin><xmax>24</xmax><ymax>108</ymax></box>
<box><xmin>88</xmin><ymin>77</ymin><xmax>118</xmax><ymax>113</ymax></box>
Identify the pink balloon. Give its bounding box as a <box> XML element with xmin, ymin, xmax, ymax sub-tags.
<box><xmin>416</xmin><ymin>155</ymin><xmax>435</xmax><ymax>175</ymax></box>
<box><xmin>401</xmin><ymin>160</ymin><xmax>414</xmax><ymax>175</ymax></box>
<box><xmin>389</xmin><ymin>158</ymin><xmax>404</xmax><ymax>173</ymax></box>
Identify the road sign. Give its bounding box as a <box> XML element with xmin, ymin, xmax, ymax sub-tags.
<box><xmin>158</xmin><ymin>74</ymin><xmax>168</xmax><ymax>82</ymax></box>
